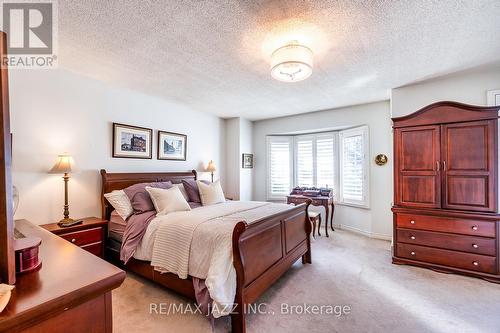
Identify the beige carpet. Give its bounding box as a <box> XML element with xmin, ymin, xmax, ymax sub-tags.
<box><xmin>112</xmin><ymin>230</ymin><xmax>500</xmax><ymax>333</ymax></box>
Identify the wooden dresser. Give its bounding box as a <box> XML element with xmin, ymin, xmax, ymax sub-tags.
<box><xmin>0</xmin><ymin>220</ymin><xmax>125</xmax><ymax>332</ymax></box>
<box><xmin>392</xmin><ymin>101</ymin><xmax>500</xmax><ymax>283</ymax></box>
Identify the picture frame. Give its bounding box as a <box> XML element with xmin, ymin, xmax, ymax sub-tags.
<box><xmin>112</xmin><ymin>123</ymin><xmax>152</xmax><ymax>159</ymax></box>
<box><xmin>158</xmin><ymin>131</ymin><xmax>187</xmax><ymax>161</ymax></box>
<box><xmin>242</xmin><ymin>153</ymin><xmax>253</xmax><ymax>168</ymax></box>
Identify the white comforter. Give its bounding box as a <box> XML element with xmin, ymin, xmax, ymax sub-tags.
<box><xmin>134</xmin><ymin>201</ymin><xmax>294</xmax><ymax>317</ymax></box>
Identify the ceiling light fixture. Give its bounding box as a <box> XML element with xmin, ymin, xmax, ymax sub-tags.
<box><xmin>270</xmin><ymin>41</ymin><xmax>313</xmax><ymax>82</ymax></box>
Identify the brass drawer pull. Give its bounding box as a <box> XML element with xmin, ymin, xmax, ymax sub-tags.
<box><xmin>410</xmin><ymin>236</ymin><xmax>416</xmax><ymax>240</ymax></box>
<box><xmin>472</xmin><ymin>261</ymin><xmax>479</xmax><ymax>266</ymax></box>
<box><xmin>410</xmin><ymin>220</ymin><xmax>415</xmax><ymax>224</ymax></box>
<box><xmin>71</xmin><ymin>238</ymin><xmax>76</xmax><ymax>243</ymax></box>
<box><xmin>410</xmin><ymin>251</ymin><xmax>416</xmax><ymax>256</ymax></box>
<box><xmin>472</xmin><ymin>244</ymin><xmax>479</xmax><ymax>249</ymax></box>
<box><xmin>472</xmin><ymin>226</ymin><xmax>478</xmax><ymax>231</ymax></box>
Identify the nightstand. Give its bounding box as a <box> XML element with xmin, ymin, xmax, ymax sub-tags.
<box><xmin>41</xmin><ymin>217</ymin><xmax>107</xmax><ymax>258</ymax></box>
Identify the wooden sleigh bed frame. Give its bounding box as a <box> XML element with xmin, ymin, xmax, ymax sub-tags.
<box><xmin>100</xmin><ymin>169</ymin><xmax>312</xmax><ymax>333</ymax></box>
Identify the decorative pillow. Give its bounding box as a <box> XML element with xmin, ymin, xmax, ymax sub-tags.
<box><xmin>146</xmin><ymin>186</ymin><xmax>191</xmax><ymax>216</ymax></box>
<box><xmin>104</xmin><ymin>190</ymin><xmax>133</xmax><ymax>220</ymax></box>
<box><xmin>197</xmin><ymin>180</ymin><xmax>225</xmax><ymax>206</ymax></box>
<box><xmin>181</xmin><ymin>179</ymin><xmax>210</xmax><ymax>203</ymax></box>
<box><xmin>123</xmin><ymin>181</ymin><xmax>172</xmax><ymax>213</ymax></box>
<box><xmin>172</xmin><ymin>183</ymin><xmax>189</xmax><ymax>201</ymax></box>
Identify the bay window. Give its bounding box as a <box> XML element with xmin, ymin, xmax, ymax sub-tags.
<box><xmin>267</xmin><ymin>126</ymin><xmax>369</xmax><ymax>208</ymax></box>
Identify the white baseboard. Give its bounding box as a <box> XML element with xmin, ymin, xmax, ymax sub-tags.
<box><xmin>338</xmin><ymin>224</ymin><xmax>392</xmax><ymax>241</ymax></box>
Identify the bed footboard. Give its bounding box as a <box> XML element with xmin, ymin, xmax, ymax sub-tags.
<box><xmin>231</xmin><ymin>201</ymin><xmax>312</xmax><ymax>333</ymax></box>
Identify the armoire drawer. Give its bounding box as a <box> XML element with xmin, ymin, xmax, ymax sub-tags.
<box><xmin>397</xmin><ymin>228</ymin><xmax>496</xmax><ymax>256</ymax></box>
<box><xmin>396</xmin><ymin>213</ymin><xmax>496</xmax><ymax>238</ymax></box>
<box><xmin>396</xmin><ymin>243</ymin><xmax>497</xmax><ymax>274</ymax></box>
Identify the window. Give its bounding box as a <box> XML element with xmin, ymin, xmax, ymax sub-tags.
<box><xmin>315</xmin><ymin>134</ymin><xmax>336</xmax><ymax>188</ymax></box>
<box><xmin>267</xmin><ymin>126</ymin><xmax>369</xmax><ymax>207</ymax></box>
<box><xmin>267</xmin><ymin>136</ymin><xmax>293</xmax><ymax>199</ymax></box>
<box><xmin>339</xmin><ymin>126</ymin><xmax>369</xmax><ymax>207</ymax></box>
<box><xmin>294</xmin><ymin>133</ymin><xmax>336</xmax><ymax>189</ymax></box>
<box><xmin>295</xmin><ymin>136</ymin><xmax>314</xmax><ymax>187</ymax></box>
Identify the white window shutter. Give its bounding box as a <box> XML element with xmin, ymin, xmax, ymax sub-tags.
<box><xmin>267</xmin><ymin>136</ymin><xmax>293</xmax><ymax>199</ymax></box>
<box><xmin>339</xmin><ymin>126</ymin><xmax>369</xmax><ymax>207</ymax></box>
<box><xmin>316</xmin><ymin>133</ymin><xmax>335</xmax><ymax>189</ymax></box>
<box><xmin>295</xmin><ymin>136</ymin><xmax>314</xmax><ymax>187</ymax></box>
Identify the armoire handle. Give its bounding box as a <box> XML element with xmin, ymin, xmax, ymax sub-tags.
<box><xmin>443</xmin><ymin>161</ymin><xmax>447</xmax><ymax>171</ymax></box>
<box><xmin>436</xmin><ymin>161</ymin><xmax>440</xmax><ymax>171</ymax></box>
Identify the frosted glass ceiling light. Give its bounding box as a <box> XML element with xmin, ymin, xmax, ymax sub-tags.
<box><xmin>270</xmin><ymin>41</ymin><xmax>313</xmax><ymax>82</ymax></box>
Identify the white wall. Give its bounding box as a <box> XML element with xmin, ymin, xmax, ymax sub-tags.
<box><xmin>224</xmin><ymin>118</ymin><xmax>240</xmax><ymax>199</ymax></box>
<box><xmin>224</xmin><ymin>117</ymin><xmax>253</xmax><ymax>200</ymax></box>
<box><xmin>239</xmin><ymin>118</ymin><xmax>253</xmax><ymax>201</ymax></box>
<box><xmin>253</xmin><ymin>101</ymin><xmax>393</xmax><ymax>239</ymax></box>
<box><xmin>10</xmin><ymin>69</ymin><xmax>224</xmax><ymax>224</ymax></box>
<box><xmin>391</xmin><ymin>66</ymin><xmax>500</xmax><ymax>117</ymax></box>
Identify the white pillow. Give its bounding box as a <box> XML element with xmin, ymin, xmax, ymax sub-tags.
<box><xmin>146</xmin><ymin>186</ymin><xmax>191</xmax><ymax>216</ymax></box>
<box><xmin>104</xmin><ymin>190</ymin><xmax>133</xmax><ymax>220</ymax></box>
<box><xmin>172</xmin><ymin>183</ymin><xmax>189</xmax><ymax>201</ymax></box>
<box><xmin>197</xmin><ymin>180</ymin><xmax>225</xmax><ymax>206</ymax></box>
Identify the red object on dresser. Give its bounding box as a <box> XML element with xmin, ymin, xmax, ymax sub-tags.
<box><xmin>392</xmin><ymin>101</ymin><xmax>500</xmax><ymax>283</ymax></box>
<box><xmin>14</xmin><ymin>236</ymin><xmax>42</xmax><ymax>274</ymax></box>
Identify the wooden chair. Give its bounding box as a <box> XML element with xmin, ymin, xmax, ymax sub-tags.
<box><xmin>309</xmin><ymin>211</ymin><xmax>321</xmax><ymax>239</ymax></box>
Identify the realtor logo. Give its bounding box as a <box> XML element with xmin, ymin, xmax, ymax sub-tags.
<box><xmin>1</xmin><ymin>0</ymin><xmax>58</xmax><ymax>68</ymax></box>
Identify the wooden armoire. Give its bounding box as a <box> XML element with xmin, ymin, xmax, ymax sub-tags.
<box><xmin>392</xmin><ymin>101</ymin><xmax>500</xmax><ymax>283</ymax></box>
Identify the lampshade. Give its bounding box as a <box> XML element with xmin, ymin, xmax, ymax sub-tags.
<box><xmin>270</xmin><ymin>41</ymin><xmax>313</xmax><ymax>82</ymax></box>
<box><xmin>206</xmin><ymin>160</ymin><xmax>216</xmax><ymax>172</ymax></box>
<box><xmin>49</xmin><ymin>154</ymin><xmax>74</xmax><ymax>174</ymax></box>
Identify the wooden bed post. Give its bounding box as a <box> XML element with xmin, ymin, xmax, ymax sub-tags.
<box><xmin>100</xmin><ymin>169</ymin><xmax>108</xmax><ymax>220</ymax></box>
<box><xmin>302</xmin><ymin>199</ymin><xmax>312</xmax><ymax>264</ymax></box>
<box><xmin>231</xmin><ymin>221</ymin><xmax>247</xmax><ymax>333</ymax></box>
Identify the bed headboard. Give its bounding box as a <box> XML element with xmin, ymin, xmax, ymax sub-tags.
<box><xmin>100</xmin><ymin>169</ymin><xmax>197</xmax><ymax>220</ymax></box>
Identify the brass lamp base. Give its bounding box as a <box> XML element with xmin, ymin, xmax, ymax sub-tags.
<box><xmin>57</xmin><ymin>218</ymin><xmax>82</xmax><ymax>228</ymax></box>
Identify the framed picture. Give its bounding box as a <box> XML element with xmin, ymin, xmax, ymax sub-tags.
<box><xmin>112</xmin><ymin>123</ymin><xmax>152</xmax><ymax>159</ymax></box>
<box><xmin>242</xmin><ymin>153</ymin><xmax>253</xmax><ymax>168</ymax></box>
<box><xmin>158</xmin><ymin>131</ymin><xmax>187</xmax><ymax>161</ymax></box>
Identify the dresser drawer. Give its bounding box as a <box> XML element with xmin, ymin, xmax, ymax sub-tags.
<box><xmin>396</xmin><ymin>243</ymin><xmax>497</xmax><ymax>274</ymax></box>
<box><xmin>81</xmin><ymin>242</ymin><xmax>103</xmax><ymax>257</ymax></box>
<box><xmin>397</xmin><ymin>228</ymin><xmax>496</xmax><ymax>256</ymax></box>
<box><xmin>288</xmin><ymin>197</ymin><xmax>305</xmax><ymax>205</ymax></box>
<box><xmin>60</xmin><ymin>227</ymin><xmax>103</xmax><ymax>246</ymax></box>
<box><xmin>396</xmin><ymin>213</ymin><xmax>496</xmax><ymax>237</ymax></box>
<box><xmin>311</xmin><ymin>199</ymin><xmax>326</xmax><ymax>206</ymax></box>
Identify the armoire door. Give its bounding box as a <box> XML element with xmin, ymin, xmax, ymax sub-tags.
<box><xmin>395</xmin><ymin>125</ymin><xmax>441</xmax><ymax>208</ymax></box>
<box><xmin>442</xmin><ymin>120</ymin><xmax>497</xmax><ymax>212</ymax></box>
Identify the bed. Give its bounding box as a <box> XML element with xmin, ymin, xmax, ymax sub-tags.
<box><xmin>100</xmin><ymin>169</ymin><xmax>312</xmax><ymax>333</ymax></box>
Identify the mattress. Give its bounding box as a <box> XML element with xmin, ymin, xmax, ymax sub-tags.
<box><xmin>141</xmin><ymin>201</ymin><xmax>294</xmax><ymax>317</ymax></box>
<box><xmin>108</xmin><ymin>202</ymin><xmax>202</xmax><ymax>244</ymax></box>
<box><xmin>108</xmin><ymin>210</ymin><xmax>126</xmax><ymax>242</ymax></box>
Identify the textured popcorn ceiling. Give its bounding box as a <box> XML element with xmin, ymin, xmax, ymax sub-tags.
<box><xmin>58</xmin><ymin>1</ymin><xmax>500</xmax><ymax>120</ymax></box>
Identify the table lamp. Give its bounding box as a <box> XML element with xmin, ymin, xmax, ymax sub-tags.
<box><xmin>207</xmin><ymin>160</ymin><xmax>216</xmax><ymax>182</ymax></box>
<box><xmin>49</xmin><ymin>153</ymin><xmax>76</xmax><ymax>227</ymax></box>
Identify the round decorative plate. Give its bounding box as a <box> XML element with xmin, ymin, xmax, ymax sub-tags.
<box><xmin>375</xmin><ymin>154</ymin><xmax>388</xmax><ymax>166</ymax></box>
